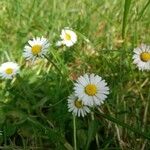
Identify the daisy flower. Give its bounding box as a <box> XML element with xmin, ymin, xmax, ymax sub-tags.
<box><xmin>74</xmin><ymin>74</ymin><xmax>109</xmax><ymax>107</ymax></box>
<box><xmin>59</xmin><ymin>28</ymin><xmax>77</xmax><ymax>47</ymax></box>
<box><xmin>133</xmin><ymin>44</ymin><xmax>150</xmax><ymax>71</ymax></box>
<box><xmin>0</xmin><ymin>62</ymin><xmax>20</xmax><ymax>79</ymax></box>
<box><xmin>68</xmin><ymin>94</ymin><xmax>90</xmax><ymax>117</ymax></box>
<box><xmin>23</xmin><ymin>37</ymin><xmax>50</xmax><ymax>60</ymax></box>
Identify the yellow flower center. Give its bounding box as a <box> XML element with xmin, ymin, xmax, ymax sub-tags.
<box><xmin>65</xmin><ymin>33</ymin><xmax>71</xmax><ymax>40</ymax></box>
<box><xmin>140</xmin><ymin>52</ymin><xmax>150</xmax><ymax>62</ymax></box>
<box><xmin>85</xmin><ymin>84</ymin><xmax>97</xmax><ymax>96</ymax></box>
<box><xmin>31</xmin><ymin>45</ymin><xmax>42</xmax><ymax>55</ymax></box>
<box><xmin>5</xmin><ymin>68</ymin><xmax>13</xmax><ymax>75</ymax></box>
<box><xmin>74</xmin><ymin>99</ymin><xmax>83</xmax><ymax>108</ymax></box>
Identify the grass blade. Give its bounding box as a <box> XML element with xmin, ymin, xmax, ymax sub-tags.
<box><xmin>96</xmin><ymin>110</ymin><xmax>150</xmax><ymax>140</ymax></box>
<box><xmin>122</xmin><ymin>0</ymin><xmax>132</xmax><ymax>39</ymax></box>
<box><xmin>137</xmin><ymin>0</ymin><xmax>150</xmax><ymax>20</ymax></box>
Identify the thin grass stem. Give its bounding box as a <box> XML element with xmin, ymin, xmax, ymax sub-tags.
<box><xmin>43</xmin><ymin>54</ymin><xmax>63</xmax><ymax>77</ymax></box>
<box><xmin>73</xmin><ymin>115</ymin><xmax>77</xmax><ymax>150</ymax></box>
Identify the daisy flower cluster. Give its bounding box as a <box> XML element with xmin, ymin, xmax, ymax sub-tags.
<box><xmin>0</xmin><ymin>27</ymin><xmax>149</xmax><ymax>119</ymax></box>
<box><xmin>0</xmin><ymin>28</ymin><xmax>77</xmax><ymax>79</ymax></box>
<box><xmin>67</xmin><ymin>73</ymin><xmax>110</xmax><ymax>117</ymax></box>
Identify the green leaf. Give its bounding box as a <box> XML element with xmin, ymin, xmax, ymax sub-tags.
<box><xmin>77</xmin><ymin>129</ymin><xmax>87</xmax><ymax>149</ymax></box>
<box><xmin>3</xmin><ymin>121</ymin><xmax>16</xmax><ymax>137</ymax></box>
<box><xmin>85</xmin><ymin>120</ymin><xmax>99</xmax><ymax>150</ymax></box>
<box><xmin>0</xmin><ymin>108</ymin><xmax>6</xmax><ymax>124</ymax></box>
<box><xmin>6</xmin><ymin>110</ymin><xmax>27</xmax><ymax>121</ymax></box>
<box><xmin>32</xmin><ymin>97</ymin><xmax>49</xmax><ymax>109</ymax></box>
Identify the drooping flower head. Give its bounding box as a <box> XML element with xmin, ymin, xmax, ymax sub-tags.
<box><xmin>133</xmin><ymin>44</ymin><xmax>150</xmax><ymax>71</ymax></box>
<box><xmin>0</xmin><ymin>62</ymin><xmax>20</xmax><ymax>79</ymax></box>
<box><xmin>68</xmin><ymin>94</ymin><xmax>90</xmax><ymax>117</ymax></box>
<box><xmin>74</xmin><ymin>74</ymin><xmax>109</xmax><ymax>107</ymax></box>
<box><xmin>58</xmin><ymin>28</ymin><xmax>77</xmax><ymax>47</ymax></box>
<box><xmin>23</xmin><ymin>37</ymin><xmax>50</xmax><ymax>61</ymax></box>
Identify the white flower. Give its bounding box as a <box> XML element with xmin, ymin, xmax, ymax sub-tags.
<box><xmin>56</xmin><ymin>41</ymin><xmax>63</xmax><ymax>47</ymax></box>
<box><xmin>60</xmin><ymin>29</ymin><xmax>77</xmax><ymax>47</ymax></box>
<box><xmin>133</xmin><ymin>44</ymin><xmax>150</xmax><ymax>71</ymax></box>
<box><xmin>67</xmin><ymin>94</ymin><xmax>90</xmax><ymax>117</ymax></box>
<box><xmin>74</xmin><ymin>74</ymin><xmax>109</xmax><ymax>107</ymax></box>
<box><xmin>23</xmin><ymin>37</ymin><xmax>50</xmax><ymax>60</ymax></box>
<box><xmin>0</xmin><ymin>62</ymin><xmax>20</xmax><ymax>79</ymax></box>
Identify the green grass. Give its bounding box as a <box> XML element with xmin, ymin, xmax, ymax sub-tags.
<box><xmin>0</xmin><ymin>0</ymin><xmax>150</xmax><ymax>149</ymax></box>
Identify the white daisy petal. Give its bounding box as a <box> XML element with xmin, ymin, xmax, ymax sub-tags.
<box><xmin>78</xmin><ymin>76</ymin><xmax>88</xmax><ymax>86</ymax></box>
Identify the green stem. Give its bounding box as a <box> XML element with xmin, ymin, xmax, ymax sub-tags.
<box><xmin>43</xmin><ymin>54</ymin><xmax>63</xmax><ymax>77</ymax></box>
<box><xmin>73</xmin><ymin>115</ymin><xmax>77</xmax><ymax>150</ymax></box>
<box><xmin>44</xmin><ymin>54</ymin><xmax>71</xmax><ymax>94</ymax></box>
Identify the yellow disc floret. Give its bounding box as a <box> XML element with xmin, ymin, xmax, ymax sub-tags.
<box><xmin>5</xmin><ymin>68</ymin><xmax>13</xmax><ymax>75</ymax></box>
<box><xmin>65</xmin><ymin>33</ymin><xmax>71</xmax><ymax>40</ymax></box>
<box><xmin>140</xmin><ymin>52</ymin><xmax>150</xmax><ymax>62</ymax></box>
<box><xmin>31</xmin><ymin>45</ymin><xmax>42</xmax><ymax>55</ymax></box>
<box><xmin>74</xmin><ymin>99</ymin><xmax>83</xmax><ymax>108</ymax></box>
<box><xmin>85</xmin><ymin>84</ymin><xmax>97</xmax><ymax>96</ymax></box>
